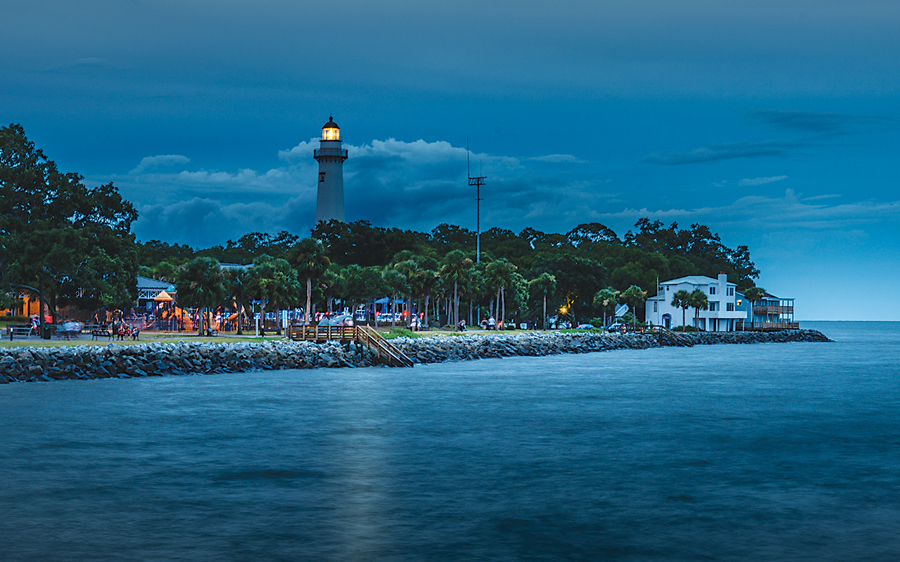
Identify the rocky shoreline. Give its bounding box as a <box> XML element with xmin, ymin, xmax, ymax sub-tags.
<box><xmin>0</xmin><ymin>330</ymin><xmax>830</xmax><ymax>383</ymax></box>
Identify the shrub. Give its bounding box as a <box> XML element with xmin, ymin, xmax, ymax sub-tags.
<box><xmin>0</xmin><ymin>315</ymin><xmax>30</xmax><ymax>323</ymax></box>
<box><xmin>384</xmin><ymin>327</ymin><xmax>420</xmax><ymax>339</ymax></box>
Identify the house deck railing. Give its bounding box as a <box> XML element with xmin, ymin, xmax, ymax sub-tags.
<box><xmin>746</xmin><ymin>322</ymin><xmax>799</xmax><ymax>331</ymax></box>
<box><xmin>753</xmin><ymin>305</ymin><xmax>794</xmax><ymax>315</ymax></box>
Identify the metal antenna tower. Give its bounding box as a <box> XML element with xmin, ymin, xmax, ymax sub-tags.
<box><xmin>467</xmin><ymin>136</ymin><xmax>485</xmax><ymax>263</ymax></box>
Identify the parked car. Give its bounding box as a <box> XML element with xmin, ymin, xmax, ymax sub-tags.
<box><xmin>318</xmin><ymin>314</ymin><xmax>354</xmax><ymax>327</ymax></box>
<box><xmin>606</xmin><ymin>322</ymin><xmax>626</xmax><ymax>333</ymax></box>
<box><xmin>576</xmin><ymin>324</ymin><xmax>596</xmax><ymax>330</ymax></box>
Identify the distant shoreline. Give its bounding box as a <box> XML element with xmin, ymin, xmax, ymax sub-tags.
<box><xmin>0</xmin><ymin>329</ymin><xmax>830</xmax><ymax>384</ymax></box>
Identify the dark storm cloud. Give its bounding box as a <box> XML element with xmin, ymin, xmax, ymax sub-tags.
<box><xmin>752</xmin><ymin>110</ymin><xmax>900</xmax><ymax>135</ymax></box>
<box><xmin>126</xmin><ymin>137</ymin><xmax>590</xmax><ymax>245</ymax></box>
<box><xmin>641</xmin><ymin>141</ymin><xmax>802</xmax><ymax>166</ymax></box>
<box><xmin>643</xmin><ymin>109</ymin><xmax>900</xmax><ymax>167</ymax></box>
<box><xmin>135</xmin><ymin>195</ymin><xmax>314</xmax><ymax>249</ymax></box>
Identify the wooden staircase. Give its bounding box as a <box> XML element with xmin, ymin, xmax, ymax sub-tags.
<box><xmin>654</xmin><ymin>327</ymin><xmax>694</xmax><ymax>347</ymax></box>
<box><xmin>287</xmin><ymin>323</ymin><xmax>414</xmax><ymax>368</ymax></box>
<box><xmin>356</xmin><ymin>326</ymin><xmax>415</xmax><ymax>368</ymax></box>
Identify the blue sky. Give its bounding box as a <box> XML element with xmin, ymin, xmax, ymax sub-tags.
<box><xmin>3</xmin><ymin>0</ymin><xmax>899</xmax><ymax>320</ymax></box>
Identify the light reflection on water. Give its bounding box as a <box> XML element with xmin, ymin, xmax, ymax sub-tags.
<box><xmin>1</xmin><ymin>322</ymin><xmax>898</xmax><ymax>561</ymax></box>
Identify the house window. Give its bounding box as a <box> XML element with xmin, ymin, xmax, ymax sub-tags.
<box><xmin>709</xmin><ymin>302</ymin><xmax>718</xmax><ymax>311</ymax></box>
<box><xmin>653</xmin><ymin>302</ymin><xmax>658</xmax><ymax>312</ymax></box>
<box><xmin>709</xmin><ymin>286</ymin><xmax>716</xmax><ymax>295</ymax></box>
<box><xmin>727</xmin><ymin>287</ymin><xmax>734</xmax><ymax>296</ymax></box>
<box><xmin>319</xmin><ymin>172</ymin><xmax>326</xmax><ymax>182</ymax></box>
<box><xmin>727</xmin><ymin>303</ymin><xmax>734</xmax><ymax>311</ymax></box>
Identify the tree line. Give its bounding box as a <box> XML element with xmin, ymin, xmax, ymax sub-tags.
<box><xmin>1</xmin><ymin>123</ymin><xmax>764</xmax><ymax>331</ymax></box>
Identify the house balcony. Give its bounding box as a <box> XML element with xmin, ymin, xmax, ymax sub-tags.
<box><xmin>753</xmin><ymin>305</ymin><xmax>793</xmax><ymax>315</ymax></box>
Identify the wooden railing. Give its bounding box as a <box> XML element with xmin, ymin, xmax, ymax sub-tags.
<box><xmin>753</xmin><ymin>305</ymin><xmax>794</xmax><ymax>315</ymax></box>
<box><xmin>287</xmin><ymin>323</ymin><xmax>414</xmax><ymax>368</ymax></box>
<box><xmin>746</xmin><ymin>322</ymin><xmax>799</xmax><ymax>331</ymax></box>
<box><xmin>288</xmin><ymin>324</ymin><xmax>357</xmax><ymax>343</ymax></box>
<box><xmin>356</xmin><ymin>326</ymin><xmax>414</xmax><ymax>368</ymax></box>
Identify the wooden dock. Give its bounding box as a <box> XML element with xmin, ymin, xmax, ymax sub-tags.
<box><xmin>287</xmin><ymin>323</ymin><xmax>414</xmax><ymax>368</ymax></box>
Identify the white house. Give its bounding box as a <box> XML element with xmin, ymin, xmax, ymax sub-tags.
<box><xmin>645</xmin><ymin>273</ymin><xmax>746</xmax><ymax>331</ymax></box>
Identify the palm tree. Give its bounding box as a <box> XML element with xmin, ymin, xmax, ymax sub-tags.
<box><xmin>321</xmin><ymin>264</ymin><xmax>346</xmax><ymax>315</ymax></box>
<box><xmin>671</xmin><ymin>289</ymin><xmax>692</xmax><ymax>331</ymax></box>
<box><xmin>743</xmin><ymin>286</ymin><xmax>766</xmax><ymax>329</ymax></box>
<box><xmin>290</xmin><ymin>238</ymin><xmax>331</xmax><ymax>325</ymax></box>
<box><xmin>485</xmin><ymin>258</ymin><xmax>516</xmax><ymax>328</ymax></box>
<box><xmin>593</xmin><ymin>288</ymin><xmax>618</xmax><ymax>328</ymax></box>
<box><xmin>223</xmin><ymin>267</ymin><xmax>247</xmax><ymax>334</ymax></box>
<box><xmin>689</xmin><ymin>288</ymin><xmax>709</xmax><ymax>330</ymax></box>
<box><xmin>620</xmin><ymin>285</ymin><xmax>648</xmax><ymax>330</ymax></box>
<box><xmin>439</xmin><ymin>250</ymin><xmax>473</xmax><ymax>327</ymax></box>
<box><xmin>382</xmin><ymin>268</ymin><xmax>407</xmax><ymax>330</ymax></box>
<box><xmin>267</xmin><ymin>258</ymin><xmax>302</xmax><ymax>334</ymax></box>
<box><xmin>245</xmin><ymin>256</ymin><xmax>272</xmax><ymax>333</ymax></box>
<box><xmin>530</xmin><ymin>273</ymin><xmax>557</xmax><ymax>329</ymax></box>
<box><xmin>394</xmin><ymin>259</ymin><xmax>420</xmax><ymax>326</ymax></box>
<box><xmin>413</xmin><ymin>268</ymin><xmax>439</xmax><ymax>328</ymax></box>
<box><xmin>176</xmin><ymin>257</ymin><xmax>226</xmax><ymax>336</ymax></box>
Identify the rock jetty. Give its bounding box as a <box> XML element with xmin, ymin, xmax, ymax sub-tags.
<box><xmin>0</xmin><ymin>329</ymin><xmax>829</xmax><ymax>383</ymax></box>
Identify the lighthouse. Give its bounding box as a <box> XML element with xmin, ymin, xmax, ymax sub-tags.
<box><xmin>314</xmin><ymin>116</ymin><xmax>348</xmax><ymax>223</ymax></box>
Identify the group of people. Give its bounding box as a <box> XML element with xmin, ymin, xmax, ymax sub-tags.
<box><xmin>479</xmin><ymin>317</ymin><xmax>500</xmax><ymax>330</ymax></box>
<box><xmin>111</xmin><ymin>321</ymin><xmax>139</xmax><ymax>341</ymax></box>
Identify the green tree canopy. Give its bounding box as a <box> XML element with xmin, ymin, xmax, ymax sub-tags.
<box><xmin>529</xmin><ymin>272</ymin><xmax>557</xmax><ymax>329</ymax></box>
<box><xmin>671</xmin><ymin>289</ymin><xmax>692</xmax><ymax>329</ymax></box>
<box><xmin>593</xmin><ymin>288</ymin><xmax>619</xmax><ymax>327</ymax></box>
<box><xmin>0</xmin><ymin>124</ymin><xmax>138</xmax><ymax>325</ymax></box>
<box><xmin>223</xmin><ymin>267</ymin><xmax>248</xmax><ymax>334</ymax></box>
<box><xmin>689</xmin><ymin>288</ymin><xmax>709</xmax><ymax>329</ymax></box>
<box><xmin>246</xmin><ymin>254</ymin><xmax>301</xmax><ymax>333</ymax></box>
<box><xmin>289</xmin><ymin>238</ymin><xmax>331</xmax><ymax>324</ymax></box>
<box><xmin>532</xmin><ymin>254</ymin><xmax>607</xmax><ymax>324</ymax></box>
<box><xmin>743</xmin><ymin>286</ymin><xmax>766</xmax><ymax>328</ymax></box>
<box><xmin>176</xmin><ymin>257</ymin><xmax>226</xmax><ymax>335</ymax></box>
<box><xmin>620</xmin><ymin>285</ymin><xmax>648</xmax><ymax>329</ymax></box>
<box><xmin>440</xmin><ymin>250</ymin><xmax>472</xmax><ymax>327</ymax></box>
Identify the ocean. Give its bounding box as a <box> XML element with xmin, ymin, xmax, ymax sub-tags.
<box><xmin>1</xmin><ymin>321</ymin><xmax>898</xmax><ymax>561</ymax></box>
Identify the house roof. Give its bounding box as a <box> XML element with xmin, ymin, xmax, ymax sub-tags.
<box><xmin>660</xmin><ymin>275</ymin><xmax>735</xmax><ymax>287</ymax></box>
<box><xmin>737</xmin><ymin>290</ymin><xmax>793</xmax><ymax>300</ymax></box>
<box><xmin>136</xmin><ymin>276</ymin><xmax>176</xmax><ymax>292</ymax></box>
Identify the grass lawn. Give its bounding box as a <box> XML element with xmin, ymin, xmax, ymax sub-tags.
<box><xmin>0</xmin><ymin>326</ymin><xmax>560</xmax><ymax>349</ymax></box>
<box><xmin>0</xmin><ymin>332</ymin><xmax>294</xmax><ymax>349</ymax></box>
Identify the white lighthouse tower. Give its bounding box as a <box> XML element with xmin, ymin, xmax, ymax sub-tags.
<box><xmin>314</xmin><ymin>116</ymin><xmax>348</xmax><ymax>223</ymax></box>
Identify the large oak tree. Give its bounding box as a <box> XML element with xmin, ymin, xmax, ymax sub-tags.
<box><xmin>0</xmin><ymin>124</ymin><xmax>138</xmax><ymax>328</ymax></box>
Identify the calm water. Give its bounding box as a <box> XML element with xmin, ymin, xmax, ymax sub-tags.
<box><xmin>1</xmin><ymin>322</ymin><xmax>898</xmax><ymax>561</ymax></box>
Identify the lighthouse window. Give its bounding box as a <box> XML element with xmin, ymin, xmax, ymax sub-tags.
<box><xmin>319</xmin><ymin>172</ymin><xmax>325</xmax><ymax>182</ymax></box>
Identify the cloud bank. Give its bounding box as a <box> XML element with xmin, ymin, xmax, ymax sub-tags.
<box><xmin>130</xmin><ymin>154</ymin><xmax>190</xmax><ymax>174</ymax></box>
<box><xmin>118</xmin><ymin>136</ymin><xmax>900</xmax><ymax>256</ymax></box>
<box><xmin>739</xmin><ymin>176</ymin><xmax>788</xmax><ymax>187</ymax></box>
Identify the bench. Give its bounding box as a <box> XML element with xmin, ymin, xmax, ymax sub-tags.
<box><xmin>6</xmin><ymin>325</ymin><xmax>33</xmax><ymax>340</ymax></box>
<box><xmin>91</xmin><ymin>330</ymin><xmax>113</xmax><ymax>341</ymax></box>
